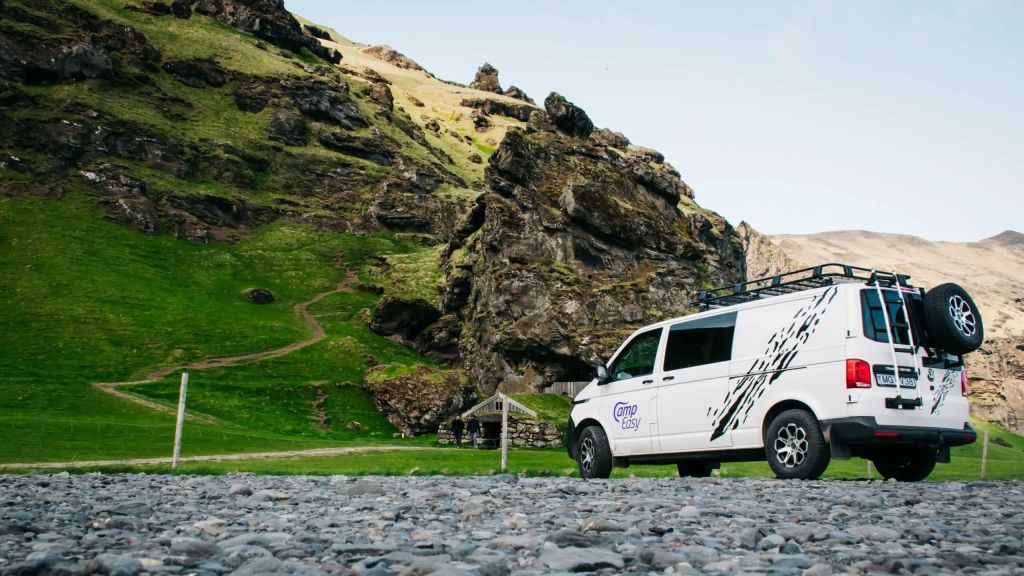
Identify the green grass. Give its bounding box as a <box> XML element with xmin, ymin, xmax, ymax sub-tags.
<box><xmin>0</xmin><ymin>193</ymin><xmax>442</xmax><ymax>463</ymax></box>
<box><xmin>512</xmin><ymin>394</ymin><xmax>572</xmax><ymax>424</ymax></box>
<box><xmin>68</xmin><ymin>0</ymin><xmax>306</xmax><ymax>76</ymax></box>
<box><xmin>363</xmin><ymin>244</ymin><xmax>445</xmax><ymax>305</ymax></box>
<box><xmin>473</xmin><ymin>141</ymin><xmax>496</xmax><ymax>155</ymax></box>
<box><xmin>24</xmin><ymin>427</ymin><xmax>1024</xmax><ymax>479</ymax></box>
<box><xmin>122</xmin><ymin>290</ymin><xmax>431</xmax><ymax>440</ymax></box>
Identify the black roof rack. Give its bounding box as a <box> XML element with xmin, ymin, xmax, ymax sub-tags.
<box><xmin>696</xmin><ymin>263</ymin><xmax>913</xmax><ymax>311</ymax></box>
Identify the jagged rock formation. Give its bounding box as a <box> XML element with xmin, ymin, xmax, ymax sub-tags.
<box><xmin>736</xmin><ymin>221</ymin><xmax>800</xmax><ymax>279</ymax></box>
<box><xmin>543</xmin><ymin>93</ymin><xmax>594</xmax><ymax>138</ymax></box>
<box><xmin>363</xmin><ymin>365</ymin><xmax>477</xmax><ymax>435</ymax></box>
<box><xmin>424</xmin><ymin>95</ymin><xmax>744</xmax><ymax>393</ymax></box>
<box><xmin>362</xmin><ymin>45</ymin><xmax>431</xmax><ymax>76</ymax></box>
<box><xmin>742</xmin><ymin>223</ymin><xmax>1024</xmax><ymax>433</ymax></box>
<box><xmin>193</xmin><ymin>0</ymin><xmax>342</xmax><ymax>63</ymax></box>
<box><xmin>503</xmin><ymin>86</ymin><xmax>534</xmax><ymax>104</ymax></box>
<box><xmin>460</xmin><ymin>98</ymin><xmax>536</xmax><ymax>122</ymax></box>
<box><xmin>969</xmin><ymin>340</ymin><xmax>1024</xmax><ymax>433</ymax></box>
<box><xmin>469</xmin><ymin>63</ymin><xmax>502</xmax><ymax>93</ymax></box>
<box><xmin>0</xmin><ymin>0</ymin><xmax>470</xmax><ymax>243</ymax></box>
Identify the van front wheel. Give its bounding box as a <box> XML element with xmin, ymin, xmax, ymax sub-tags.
<box><xmin>577</xmin><ymin>426</ymin><xmax>613</xmax><ymax>479</ymax></box>
<box><xmin>765</xmin><ymin>409</ymin><xmax>830</xmax><ymax>480</ymax></box>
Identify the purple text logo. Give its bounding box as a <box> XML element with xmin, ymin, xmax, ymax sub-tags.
<box><xmin>613</xmin><ymin>401</ymin><xmax>641</xmax><ymax>431</ymax></box>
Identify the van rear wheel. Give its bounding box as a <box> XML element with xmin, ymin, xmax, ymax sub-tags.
<box><xmin>872</xmin><ymin>449</ymin><xmax>937</xmax><ymax>482</ymax></box>
<box><xmin>765</xmin><ymin>409</ymin><xmax>830</xmax><ymax>480</ymax></box>
<box><xmin>576</xmin><ymin>426</ymin><xmax>612</xmax><ymax>479</ymax></box>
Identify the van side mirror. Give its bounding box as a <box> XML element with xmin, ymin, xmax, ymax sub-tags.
<box><xmin>596</xmin><ymin>365</ymin><xmax>610</xmax><ymax>384</ymax></box>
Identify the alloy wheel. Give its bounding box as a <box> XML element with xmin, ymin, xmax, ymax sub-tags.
<box><xmin>774</xmin><ymin>422</ymin><xmax>808</xmax><ymax>468</ymax></box>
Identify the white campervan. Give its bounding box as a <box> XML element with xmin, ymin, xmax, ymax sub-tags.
<box><xmin>568</xmin><ymin>264</ymin><xmax>981</xmax><ymax>481</ymax></box>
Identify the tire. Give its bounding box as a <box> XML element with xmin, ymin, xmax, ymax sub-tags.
<box><xmin>765</xmin><ymin>409</ymin><xmax>830</xmax><ymax>480</ymax></box>
<box><xmin>873</xmin><ymin>449</ymin><xmax>937</xmax><ymax>482</ymax></box>
<box><xmin>922</xmin><ymin>283</ymin><xmax>984</xmax><ymax>354</ymax></box>
<box><xmin>677</xmin><ymin>461</ymin><xmax>716</xmax><ymax>478</ymax></box>
<box><xmin>576</xmin><ymin>426</ymin><xmax>612</xmax><ymax>479</ymax></box>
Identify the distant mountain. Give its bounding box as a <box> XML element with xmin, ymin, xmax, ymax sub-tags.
<box><xmin>740</xmin><ymin>224</ymin><xmax>1024</xmax><ymax>433</ymax></box>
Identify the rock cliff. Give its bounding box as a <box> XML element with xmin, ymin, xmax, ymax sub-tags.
<box><xmin>428</xmin><ymin>95</ymin><xmax>745</xmax><ymax>393</ymax></box>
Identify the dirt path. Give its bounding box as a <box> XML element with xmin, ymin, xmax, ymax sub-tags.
<box><xmin>0</xmin><ymin>446</ymin><xmax>428</xmax><ymax>471</ymax></box>
<box><xmin>92</xmin><ymin>268</ymin><xmax>358</xmax><ymax>425</ymax></box>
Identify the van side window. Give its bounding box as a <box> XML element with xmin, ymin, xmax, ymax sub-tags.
<box><xmin>608</xmin><ymin>329</ymin><xmax>662</xmax><ymax>381</ymax></box>
<box><xmin>663</xmin><ymin>312</ymin><xmax>736</xmax><ymax>371</ymax></box>
<box><xmin>861</xmin><ymin>290</ymin><xmax>915</xmax><ymax>345</ymax></box>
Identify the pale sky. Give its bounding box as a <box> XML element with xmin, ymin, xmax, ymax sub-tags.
<box><xmin>289</xmin><ymin>1</ymin><xmax>1023</xmax><ymax>242</ymax></box>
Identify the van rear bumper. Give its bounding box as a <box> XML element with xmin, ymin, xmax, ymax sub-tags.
<box><xmin>822</xmin><ymin>417</ymin><xmax>976</xmax><ymax>448</ymax></box>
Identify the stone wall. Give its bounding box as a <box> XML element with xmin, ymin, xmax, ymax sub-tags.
<box><xmin>438</xmin><ymin>416</ymin><xmax>563</xmax><ymax>448</ymax></box>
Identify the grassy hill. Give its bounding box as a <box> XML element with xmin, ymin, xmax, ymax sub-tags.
<box><xmin>0</xmin><ymin>0</ymin><xmax>536</xmax><ymax>464</ymax></box>
<box><xmin>0</xmin><ymin>191</ymin><xmax>440</xmax><ymax>462</ymax></box>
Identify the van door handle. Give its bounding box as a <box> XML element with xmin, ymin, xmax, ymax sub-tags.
<box><xmin>642</xmin><ymin>379</ymin><xmax>654</xmax><ymax>385</ymax></box>
<box><xmin>662</xmin><ymin>376</ymin><xmax>674</xmax><ymax>382</ymax></box>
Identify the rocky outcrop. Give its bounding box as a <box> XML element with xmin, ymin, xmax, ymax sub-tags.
<box><xmin>303</xmin><ymin>24</ymin><xmax>331</xmax><ymax>40</ymax></box>
<box><xmin>193</xmin><ymin>0</ymin><xmax>341</xmax><ymax>63</ymax></box>
<box><xmin>963</xmin><ymin>338</ymin><xmax>1024</xmax><ymax>433</ymax></box>
<box><xmin>362</xmin><ymin>45</ymin><xmax>432</xmax><ymax>76</ymax></box>
<box><xmin>469</xmin><ymin>63</ymin><xmax>502</xmax><ymax>93</ymax></box>
<box><xmin>162</xmin><ymin>59</ymin><xmax>230</xmax><ymax>88</ymax></box>
<box><xmin>461</xmin><ymin>98</ymin><xmax>535</xmax><ymax>122</ymax></box>
<box><xmin>363</xmin><ymin>365</ymin><xmax>477</xmax><ymax>435</ymax></box>
<box><xmin>283</xmin><ymin>78</ymin><xmax>368</xmax><ymax>129</ymax></box>
<box><xmin>368</xmin><ymin>81</ymin><xmax>394</xmax><ymax>111</ymax></box>
<box><xmin>590</xmin><ymin>128</ymin><xmax>630</xmax><ymax>151</ymax></box>
<box><xmin>0</xmin><ymin>2</ymin><xmax>157</xmax><ymax>85</ymax></box>
<box><xmin>736</xmin><ymin>222</ymin><xmax>801</xmax><ymax>279</ymax></box>
<box><xmin>269</xmin><ymin>109</ymin><xmax>307</xmax><ymax>145</ymax></box>
<box><xmin>503</xmin><ymin>86</ymin><xmax>534</xmax><ymax>104</ymax></box>
<box><xmin>424</xmin><ymin>95</ymin><xmax>744</xmax><ymax>393</ymax></box>
<box><xmin>543</xmin><ymin>93</ymin><xmax>593</xmax><ymax>138</ymax></box>
<box><xmin>369</xmin><ymin>298</ymin><xmax>462</xmax><ymax>364</ymax></box>
<box><xmin>370</xmin><ymin>297</ymin><xmax>442</xmax><ymax>341</ymax></box>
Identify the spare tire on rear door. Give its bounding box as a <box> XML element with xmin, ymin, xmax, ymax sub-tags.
<box><xmin>922</xmin><ymin>283</ymin><xmax>984</xmax><ymax>354</ymax></box>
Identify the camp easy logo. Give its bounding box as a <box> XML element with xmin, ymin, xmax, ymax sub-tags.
<box><xmin>613</xmin><ymin>401</ymin><xmax>641</xmax><ymax>431</ymax></box>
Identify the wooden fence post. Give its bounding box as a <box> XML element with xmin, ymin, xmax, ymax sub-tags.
<box><xmin>172</xmin><ymin>372</ymin><xmax>188</xmax><ymax>469</ymax></box>
<box><xmin>500</xmin><ymin>394</ymin><xmax>509</xmax><ymax>473</ymax></box>
<box><xmin>980</xmin><ymin>428</ymin><xmax>989</xmax><ymax>479</ymax></box>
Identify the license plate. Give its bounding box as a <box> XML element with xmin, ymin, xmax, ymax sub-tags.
<box><xmin>875</xmin><ymin>374</ymin><xmax>917</xmax><ymax>388</ymax></box>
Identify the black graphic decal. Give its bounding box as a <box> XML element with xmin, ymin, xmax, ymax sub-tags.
<box><xmin>710</xmin><ymin>287</ymin><xmax>837</xmax><ymax>441</ymax></box>
<box><xmin>930</xmin><ymin>369</ymin><xmax>959</xmax><ymax>415</ymax></box>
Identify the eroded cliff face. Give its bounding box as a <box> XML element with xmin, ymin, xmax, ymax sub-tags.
<box><xmin>967</xmin><ymin>340</ymin><xmax>1024</xmax><ymax>433</ymax></box>
<box><xmin>432</xmin><ymin>97</ymin><xmax>745</xmax><ymax>394</ymax></box>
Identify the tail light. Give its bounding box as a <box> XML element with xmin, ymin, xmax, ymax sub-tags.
<box><xmin>961</xmin><ymin>371</ymin><xmax>968</xmax><ymax>396</ymax></box>
<box><xmin>846</xmin><ymin>359</ymin><xmax>872</xmax><ymax>389</ymax></box>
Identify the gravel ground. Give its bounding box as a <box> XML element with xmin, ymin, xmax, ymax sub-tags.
<box><xmin>1</xmin><ymin>474</ymin><xmax>1022</xmax><ymax>575</ymax></box>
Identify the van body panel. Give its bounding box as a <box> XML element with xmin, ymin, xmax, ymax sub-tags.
<box><xmin>567</xmin><ymin>279</ymin><xmax>975</xmax><ymax>474</ymax></box>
